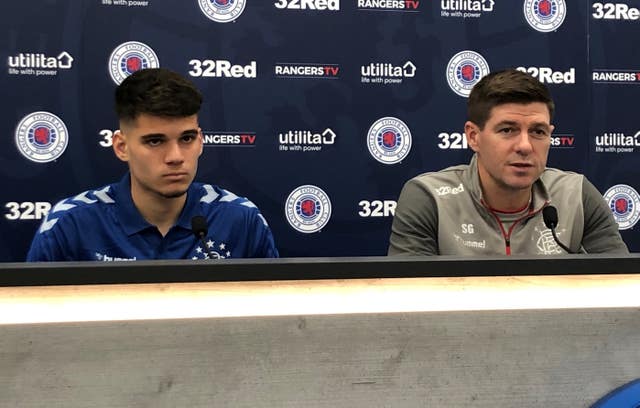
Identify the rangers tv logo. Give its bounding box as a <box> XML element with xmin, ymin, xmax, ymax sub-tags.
<box><xmin>108</xmin><ymin>41</ymin><xmax>159</xmax><ymax>85</ymax></box>
<box><xmin>367</xmin><ymin>117</ymin><xmax>412</xmax><ymax>164</ymax></box>
<box><xmin>446</xmin><ymin>50</ymin><xmax>490</xmax><ymax>97</ymax></box>
<box><xmin>15</xmin><ymin>111</ymin><xmax>69</xmax><ymax>163</ymax></box>
<box><xmin>198</xmin><ymin>0</ymin><xmax>247</xmax><ymax>23</ymax></box>
<box><xmin>604</xmin><ymin>184</ymin><xmax>640</xmax><ymax>230</ymax></box>
<box><xmin>285</xmin><ymin>185</ymin><xmax>332</xmax><ymax>233</ymax></box>
<box><xmin>524</xmin><ymin>0</ymin><xmax>566</xmax><ymax>32</ymax></box>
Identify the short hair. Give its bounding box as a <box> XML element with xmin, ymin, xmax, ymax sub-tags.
<box><xmin>467</xmin><ymin>68</ymin><xmax>555</xmax><ymax>129</ymax></box>
<box><xmin>115</xmin><ymin>68</ymin><xmax>203</xmax><ymax>123</ymax></box>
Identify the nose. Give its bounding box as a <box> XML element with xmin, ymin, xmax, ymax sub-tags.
<box><xmin>165</xmin><ymin>140</ymin><xmax>184</xmax><ymax>164</ymax></box>
<box><xmin>514</xmin><ymin>130</ymin><xmax>533</xmax><ymax>155</ymax></box>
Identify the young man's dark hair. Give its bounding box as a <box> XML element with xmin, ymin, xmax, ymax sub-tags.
<box><xmin>115</xmin><ymin>68</ymin><xmax>203</xmax><ymax>123</ymax></box>
<box><xmin>467</xmin><ymin>69</ymin><xmax>555</xmax><ymax>129</ymax></box>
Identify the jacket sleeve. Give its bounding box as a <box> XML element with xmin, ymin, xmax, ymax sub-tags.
<box><xmin>388</xmin><ymin>178</ymin><xmax>439</xmax><ymax>256</ymax></box>
<box><xmin>581</xmin><ymin>178</ymin><xmax>629</xmax><ymax>254</ymax></box>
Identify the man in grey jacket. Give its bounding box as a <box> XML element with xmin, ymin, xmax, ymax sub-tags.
<box><xmin>388</xmin><ymin>69</ymin><xmax>628</xmax><ymax>256</ymax></box>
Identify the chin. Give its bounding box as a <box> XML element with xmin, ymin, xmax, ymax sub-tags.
<box><xmin>160</xmin><ymin>190</ymin><xmax>188</xmax><ymax>199</ymax></box>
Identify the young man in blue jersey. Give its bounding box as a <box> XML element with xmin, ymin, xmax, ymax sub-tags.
<box><xmin>27</xmin><ymin>68</ymin><xmax>278</xmax><ymax>261</ymax></box>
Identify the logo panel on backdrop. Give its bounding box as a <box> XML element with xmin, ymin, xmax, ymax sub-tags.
<box><xmin>15</xmin><ymin>112</ymin><xmax>69</xmax><ymax>163</ymax></box>
<box><xmin>108</xmin><ymin>41</ymin><xmax>160</xmax><ymax>85</ymax></box>
<box><xmin>198</xmin><ymin>0</ymin><xmax>247</xmax><ymax>22</ymax></box>
<box><xmin>523</xmin><ymin>0</ymin><xmax>566</xmax><ymax>32</ymax></box>
<box><xmin>446</xmin><ymin>51</ymin><xmax>490</xmax><ymax>97</ymax></box>
<box><xmin>285</xmin><ymin>185</ymin><xmax>332</xmax><ymax>233</ymax></box>
<box><xmin>604</xmin><ymin>185</ymin><xmax>640</xmax><ymax>230</ymax></box>
<box><xmin>367</xmin><ymin>117</ymin><xmax>412</xmax><ymax>164</ymax></box>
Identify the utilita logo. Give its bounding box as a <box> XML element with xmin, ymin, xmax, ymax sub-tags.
<box><xmin>357</xmin><ymin>0</ymin><xmax>420</xmax><ymax>11</ymax></box>
<box><xmin>361</xmin><ymin>61</ymin><xmax>416</xmax><ymax>85</ymax></box>
<box><xmin>440</xmin><ymin>0</ymin><xmax>495</xmax><ymax>18</ymax></box>
<box><xmin>278</xmin><ymin>128</ymin><xmax>336</xmax><ymax>152</ymax></box>
<box><xmin>275</xmin><ymin>63</ymin><xmax>339</xmax><ymax>79</ymax></box>
<box><xmin>594</xmin><ymin>131</ymin><xmax>640</xmax><ymax>154</ymax></box>
<box><xmin>7</xmin><ymin>51</ymin><xmax>73</xmax><ymax>76</ymax></box>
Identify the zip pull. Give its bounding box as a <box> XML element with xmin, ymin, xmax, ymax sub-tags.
<box><xmin>505</xmin><ymin>237</ymin><xmax>511</xmax><ymax>255</ymax></box>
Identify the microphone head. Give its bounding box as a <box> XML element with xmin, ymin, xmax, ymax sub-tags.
<box><xmin>542</xmin><ymin>205</ymin><xmax>558</xmax><ymax>229</ymax></box>
<box><xmin>191</xmin><ymin>215</ymin><xmax>208</xmax><ymax>238</ymax></box>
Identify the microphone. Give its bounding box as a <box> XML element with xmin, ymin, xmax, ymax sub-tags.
<box><xmin>191</xmin><ymin>216</ymin><xmax>216</xmax><ymax>259</ymax></box>
<box><xmin>542</xmin><ymin>206</ymin><xmax>585</xmax><ymax>254</ymax></box>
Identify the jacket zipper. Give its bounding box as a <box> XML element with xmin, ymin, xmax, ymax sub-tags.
<box><xmin>484</xmin><ymin>202</ymin><xmax>548</xmax><ymax>255</ymax></box>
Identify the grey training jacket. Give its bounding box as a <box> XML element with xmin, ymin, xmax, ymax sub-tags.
<box><xmin>388</xmin><ymin>154</ymin><xmax>628</xmax><ymax>256</ymax></box>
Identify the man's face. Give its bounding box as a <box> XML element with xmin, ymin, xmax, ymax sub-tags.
<box><xmin>465</xmin><ymin>102</ymin><xmax>554</xmax><ymax>198</ymax></box>
<box><xmin>113</xmin><ymin>113</ymin><xmax>203</xmax><ymax>200</ymax></box>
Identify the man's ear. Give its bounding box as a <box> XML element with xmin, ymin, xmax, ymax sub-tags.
<box><xmin>464</xmin><ymin>121</ymin><xmax>481</xmax><ymax>153</ymax></box>
<box><xmin>112</xmin><ymin>130</ymin><xmax>129</xmax><ymax>162</ymax></box>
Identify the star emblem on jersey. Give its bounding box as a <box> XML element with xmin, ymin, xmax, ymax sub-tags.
<box><xmin>191</xmin><ymin>240</ymin><xmax>232</xmax><ymax>260</ymax></box>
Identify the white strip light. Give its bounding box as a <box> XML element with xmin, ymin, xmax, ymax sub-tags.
<box><xmin>1</xmin><ymin>274</ymin><xmax>640</xmax><ymax>325</ymax></box>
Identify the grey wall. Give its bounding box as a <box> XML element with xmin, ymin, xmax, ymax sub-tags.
<box><xmin>2</xmin><ymin>308</ymin><xmax>640</xmax><ymax>407</ymax></box>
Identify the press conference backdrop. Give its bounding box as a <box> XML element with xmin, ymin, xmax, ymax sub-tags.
<box><xmin>1</xmin><ymin>1</ymin><xmax>639</xmax><ymax>261</ymax></box>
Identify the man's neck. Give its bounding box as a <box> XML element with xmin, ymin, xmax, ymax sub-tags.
<box><xmin>131</xmin><ymin>188</ymin><xmax>187</xmax><ymax>237</ymax></box>
<box><xmin>481</xmin><ymin>186</ymin><xmax>532</xmax><ymax>213</ymax></box>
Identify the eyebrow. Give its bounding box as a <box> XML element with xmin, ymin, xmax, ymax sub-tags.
<box><xmin>139</xmin><ymin>129</ymin><xmax>199</xmax><ymax>141</ymax></box>
<box><xmin>493</xmin><ymin>121</ymin><xmax>550</xmax><ymax>129</ymax></box>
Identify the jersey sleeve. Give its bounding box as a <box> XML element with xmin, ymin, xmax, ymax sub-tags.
<box><xmin>248</xmin><ymin>210</ymin><xmax>279</xmax><ymax>258</ymax></box>
<box><xmin>388</xmin><ymin>178</ymin><xmax>439</xmax><ymax>256</ymax></box>
<box><xmin>26</xmin><ymin>221</ymin><xmax>72</xmax><ymax>261</ymax></box>
<box><xmin>581</xmin><ymin>177</ymin><xmax>629</xmax><ymax>254</ymax></box>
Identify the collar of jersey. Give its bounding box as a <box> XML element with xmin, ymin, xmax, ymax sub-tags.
<box><xmin>112</xmin><ymin>173</ymin><xmax>200</xmax><ymax>236</ymax></box>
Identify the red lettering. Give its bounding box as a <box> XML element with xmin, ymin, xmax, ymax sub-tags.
<box><xmin>560</xmin><ymin>137</ymin><xmax>574</xmax><ymax>146</ymax></box>
<box><xmin>240</xmin><ymin>134</ymin><xmax>256</xmax><ymax>144</ymax></box>
<box><xmin>324</xmin><ymin>66</ymin><xmax>339</xmax><ymax>76</ymax></box>
<box><xmin>405</xmin><ymin>0</ymin><xmax>419</xmax><ymax>9</ymax></box>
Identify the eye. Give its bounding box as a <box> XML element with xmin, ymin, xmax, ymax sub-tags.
<box><xmin>181</xmin><ymin>133</ymin><xmax>197</xmax><ymax>143</ymax></box>
<box><xmin>531</xmin><ymin>128</ymin><xmax>549</xmax><ymax>138</ymax></box>
<box><xmin>144</xmin><ymin>138</ymin><xmax>163</xmax><ymax>146</ymax></box>
<box><xmin>498</xmin><ymin>127</ymin><xmax>514</xmax><ymax>134</ymax></box>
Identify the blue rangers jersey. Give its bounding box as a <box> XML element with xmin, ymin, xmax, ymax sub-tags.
<box><xmin>26</xmin><ymin>175</ymin><xmax>279</xmax><ymax>261</ymax></box>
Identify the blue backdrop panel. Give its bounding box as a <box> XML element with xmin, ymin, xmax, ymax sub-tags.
<box><xmin>1</xmin><ymin>1</ymin><xmax>638</xmax><ymax>261</ymax></box>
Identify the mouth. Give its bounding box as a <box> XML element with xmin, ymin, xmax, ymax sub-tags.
<box><xmin>163</xmin><ymin>172</ymin><xmax>189</xmax><ymax>180</ymax></box>
<box><xmin>509</xmin><ymin>162</ymin><xmax>534</xmax><ymax>169</ymax></box>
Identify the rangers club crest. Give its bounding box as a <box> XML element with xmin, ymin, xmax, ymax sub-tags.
<box><xmin>604</xmin><ymin>184</ymin><xmax>640</xmax><ymax>230</ymax></box>
<box><xmin>367</xmin><ymin>117</ymin><xmax>412</xmax><ymax>164</ymax></box>
<box><xmin>446</xmin><ymin>50</ymin><xmax>490</xmax><ymax>97</ymax></box>
<box><xmin>108</xmin><ymin>41</ymin><xmax>160</xmax><ymax>85</ymax></box>
<box><xmin>285</xmin><ymin>185</ymin><xmax>332</xmax><ymax>233</ymax></box>
<box><xmin>15</xmin><ymin>111</ymin><xmax>69</xmax><ymax>163</ymax></box>
<box><xmin>524</xmin><ymin>0</ymin><xmax>566</xmax><ymax>33</ymax></box>
<box><xmin>198</xmin><ymin>0</ymin><xmax>247</xmax><ymax>23</ymax></box>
